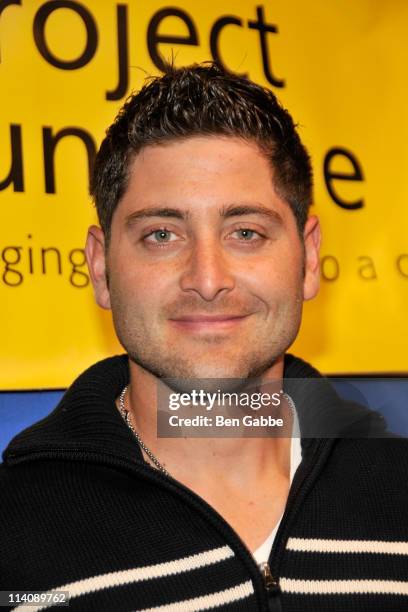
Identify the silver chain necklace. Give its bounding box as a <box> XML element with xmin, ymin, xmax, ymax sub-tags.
<box><xmin>118</xmin><ymin>385</ymin><xmax>297</xmax><ymax>478</ymax></box>
<box><xmin>118</xmin><ymin>385</ymin><xmax>170</xmax><ymax>477</ymax></box>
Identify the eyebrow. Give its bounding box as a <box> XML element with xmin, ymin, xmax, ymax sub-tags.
<box><xmin>125</xmin><ymin>207</ymin><xmax>190</xmax><ymax>224</ymax></box>
<box><xmin>220</xmin><ymin>204</ymin><xmax>283</xmax><ymax>224</ymax></box>
<box><xmin>124</xmin><ymin>203</ymin><xmax>283</xmax><ymax>225</ymax></box>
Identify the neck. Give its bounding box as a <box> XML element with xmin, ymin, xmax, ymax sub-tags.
<box><xmin>118</xmin><ymin>356</ymin><xmax>292</xmax><ymax>486</ymax></box>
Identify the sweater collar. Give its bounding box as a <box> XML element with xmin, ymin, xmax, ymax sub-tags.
<box><xmin>2</xmin><ymin>353</ymin><xmax>382</xmax><ymax>466</ymax></box>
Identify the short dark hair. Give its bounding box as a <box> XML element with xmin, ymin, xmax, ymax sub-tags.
<box><xmin>91</xmin><ymin>62</ymin><xmax>313</xmax><ymax>242</ymax></box>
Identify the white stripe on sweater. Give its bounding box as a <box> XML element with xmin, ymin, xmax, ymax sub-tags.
<box><xmin>287</xmin><ymin>538</ymin><xmax>408</xmax><ymax>555</ymax></box>
<box><xmin>281</xmin><ymin>578</ymin><xmax>408</xmax><ymax>596</ymax></box>
<box><xmin>12</xmin><ymin>545</ymin><xmax>240</xmax><ymax>611</ymax></box>
<box><xmin>139</xmin><ymin>580</ymin><xmax>255</xmax><ymax>611</ymax></box>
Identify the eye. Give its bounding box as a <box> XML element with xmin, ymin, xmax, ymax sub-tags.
<box><xmin>229</xmin><ymin>228</ymin><xmax>263</xmax><ymax>241</ymax></box>
<box><xmin>143</xmin><ymin>228</ymin><xmax>179</xmax><ymax>244</ymax></box>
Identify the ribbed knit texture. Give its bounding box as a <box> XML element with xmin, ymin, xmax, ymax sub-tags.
<box><xmin>1</xmin><ymin>354</ymin><xmax>408</xmax><ymax>611</ymax></box>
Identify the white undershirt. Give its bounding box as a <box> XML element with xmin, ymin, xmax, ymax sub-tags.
<box><xmin>252</xmin><ymin>409</ymin><xmax>302</xmax><ymax>565</ymax></box>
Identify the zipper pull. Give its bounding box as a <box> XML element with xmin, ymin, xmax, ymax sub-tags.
<box><xmin>259</xmin><ymin>561</ymin><xmax>278</xmax><ymax>589</ymax></box>
<box><xmin>259</xmin><ymin>562</ymin><xmax>281</xmax><ymax>612</ymax></box>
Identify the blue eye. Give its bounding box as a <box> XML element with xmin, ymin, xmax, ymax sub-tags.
<box><xmin>153</xmin><ymin>230</ymin><xmax>171</xmax><ymax>242</ymax></box>
<box><xmin>237</xmin><ymin>229</ymin><xmax>256</xmax><ymax>240</ymax></box>
<box><xmin>144</xmin><ymin>228</ymin><xmax>177</xmax><ymax>243</ymax></box>
<box><xmin>231</xmin><ymin>228</ymin><xmax>263</xmax><ymax>241</ymax></box>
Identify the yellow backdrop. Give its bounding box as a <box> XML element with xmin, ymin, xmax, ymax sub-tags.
<box><xmin>1</xmin><ymin>0</ymin><xmax>407</xmax><ymax>389</ymax></box>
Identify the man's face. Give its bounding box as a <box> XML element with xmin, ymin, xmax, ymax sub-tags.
<box><xmin>87</xmin><ymin>136</ymin><xmax>320</xmax><ymax>380</ymax></box>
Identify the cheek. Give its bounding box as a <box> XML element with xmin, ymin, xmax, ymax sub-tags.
<box><xmin>109</xmin><ymin>263</ymin><xmax>170</xmax><ymax>314</ymax></box>
<box><xmin>241</xmin><ymin>254</ymin><xmax>302</xmax><ymax>298</ymax></box>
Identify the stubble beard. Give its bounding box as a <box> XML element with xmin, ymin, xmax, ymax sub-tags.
<box><xmin>112</xmin><ymin>303</ymin><xmax>303</xmax><ymax>394</ymax></box>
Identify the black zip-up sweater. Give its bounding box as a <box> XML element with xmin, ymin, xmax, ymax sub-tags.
<box><xmin>1</xmin><ymin>354</ymin><xmax>408</xmax><ymax>611</ymax></box>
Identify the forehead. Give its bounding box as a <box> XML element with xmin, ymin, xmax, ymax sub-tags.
<box><xmin>117</xmin><ymin>135</ymin><xmax>292</xmax><ymax>222</ymax></box>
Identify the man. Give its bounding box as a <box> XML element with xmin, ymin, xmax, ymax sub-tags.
<box><xmin>1</xmin><ymin>63</ymin><xmax>407</xmax><ymax>612</ymax></box>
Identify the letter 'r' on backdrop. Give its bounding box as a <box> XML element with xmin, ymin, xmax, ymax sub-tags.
<box><xmin>1</xmin><ymin>1</ymin><xmax>407</xmax><ymax>389</ymax></box>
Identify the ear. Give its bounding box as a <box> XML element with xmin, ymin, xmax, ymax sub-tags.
<box><xmin>302</xmin><ymin>215</ymin><xmax>321</xmax><ymax>301</ymax></box>
<box><xmin>85</xmin><ymin>225</ymin><xmax>111</xmax><ymax>310</ymax></box>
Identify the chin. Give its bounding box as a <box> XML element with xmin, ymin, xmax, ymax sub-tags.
<box><xmin>190</xmin><ymin>364</ymin><xmax>239</xmax><ymax>378</ymax></box>
<box><xmin>128</xmin><ymin>342</ymin><xmax>283</xmax><ymax>387</ymax></box>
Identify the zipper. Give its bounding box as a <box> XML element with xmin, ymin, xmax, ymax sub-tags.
<box><xmin>7</xmin><ymin>438</ymin><xmax>335</xmax><ymax>610</ymax></box>
<box><xmin>266</xmin><ymin>437</ymin><xmax>335</xmax><ymax>583</ymax></box>
<box><xmin>258</xmin><ymin>561</ymin><xmax>281</xmax><ymax>612</ymax></box>
<box><xmin>259</xmin><ymin>561</ymin><xmax>277</xmax><ymax>589</ymax></box>
<box><xmin>253</xmin><ymin>438</ymin><xmax>335</xmax><ymax>611</ymax></box>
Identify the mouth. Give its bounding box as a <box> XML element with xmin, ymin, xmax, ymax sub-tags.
<box><xmin>168</xmin><ymin>314</ymin><xmax>251</xmax><ymax>332</ymax></box>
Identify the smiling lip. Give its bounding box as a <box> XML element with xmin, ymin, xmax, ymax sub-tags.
<box><xmin>169</xmin><ymin>314</ymin><xmax>250</xmax><ymax>330</ymax></box>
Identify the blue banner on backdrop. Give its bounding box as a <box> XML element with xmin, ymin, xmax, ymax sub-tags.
<box><xmin>1</xmin><ymin>380</ymin><xmax>407</xmax><ymax>455</ymax></box>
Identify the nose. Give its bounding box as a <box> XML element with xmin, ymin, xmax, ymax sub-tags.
<box><xmin>179</xmin><ymin>239</ymin><xmax>235</xmax><ymax>301</ymax></box>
